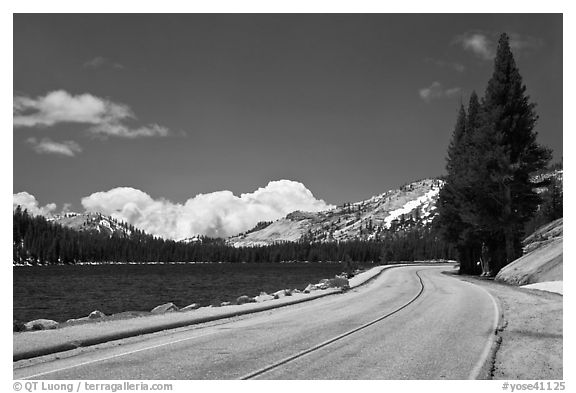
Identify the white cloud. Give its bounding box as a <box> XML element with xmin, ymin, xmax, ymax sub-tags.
<box><xmin>13</xmin><ymin>90</ymin><xmax>132</xmax><ymax>128</ymax></box>
<box><xmin>89</xmin><ymin>123</ymin><xmax>170</xmax><ymax>139</ymax></box>
<box><xmin>84</xmin><ymin>56</ymin><xmax>124</xmax><ymax>70</ymax></box>
<box><xmin>81</xmin><ymin>180</ymin><xmax>335</xmax><ymax>239</ymax></box>
<box><xmin>419</xmin><ymin>81</ymin><xmax>461</xmax><ymax>102</ymax></box>
<box><xmin>455</xmin><ymin>32</ymin><xmax>494</xmax><ymax>60</ymax></box>
<box><xmin>26</xmin><ymin>137</ymin><xmax>83</xmax><ymax>157</ymax></box>
<box><xmin>454</xmin><ymin>32</ymin><xmax>544</xmax><ymax>61</ymax></box>
<box><xmin>13</xmin><ymin>192</ymin><xmax>57</xmax><ymax>216</ymax></box>
<box><xmin>13</xmin><ymin>90</ymin><xmax>171</xmax><ymax>138</ymax></box>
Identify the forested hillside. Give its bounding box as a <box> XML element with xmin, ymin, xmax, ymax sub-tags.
<box><xmin>13</xmin><ymin>206</ymin><xmax>455</xmax><ymax>265</ymax></box>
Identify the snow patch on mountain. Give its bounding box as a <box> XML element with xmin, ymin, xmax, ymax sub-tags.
<box><xmin>228</xmin><ymin>178</ymin><xmax>444</xmax><ymax>247</ymax></box>
<box><xmin>383</xmin><ymin>187</ymin><xmax>440</xmax><ymax>228</ymax></box>
<box><xmin>48</xmin><ymin>212</ymin><xmax>133</xmax><ymax>237</ymax></box>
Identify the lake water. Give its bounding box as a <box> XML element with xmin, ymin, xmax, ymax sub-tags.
<box><xmin>13</xmin><ymin>262</ymin><xmax>352</xmax><ymax>322</ymax></box>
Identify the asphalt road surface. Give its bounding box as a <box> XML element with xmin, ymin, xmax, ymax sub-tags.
<box><xmin>14</xmin><ymin>265</ymin><xmax>498</xmax><ymax>380</ymax></box>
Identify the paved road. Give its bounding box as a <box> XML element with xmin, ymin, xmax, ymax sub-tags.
<box><xmin>14</xmin><ymin>265</ymin><xmax>497</xmax><ymax>380</ymax></box>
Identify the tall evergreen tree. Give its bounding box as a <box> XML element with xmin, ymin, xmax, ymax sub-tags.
<box><xmin>475</xmin><ymin>33</ymin><xmax>551</xmax><ymax>272</ymax></box>
<box><xmin>436</xmin><ymin>33</ymin><xmax>551</xmax><ymax>275</ymax></box>
<box><xmin>436</xmin><ymin>33</ymin><xmax>552</xmax><ymax>275</ymax></box>
<box><xmin>435</xmin><ymin>104</ymin><xmax>481</xmax><ymax>273</ymax></box>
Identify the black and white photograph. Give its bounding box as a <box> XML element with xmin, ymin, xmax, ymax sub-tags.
<box><xmin>10</xmin><ymin>8</ymin><xmax>566</xmax><ymax>387</ymax></box>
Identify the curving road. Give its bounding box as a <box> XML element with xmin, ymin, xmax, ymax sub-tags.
<box><xmin>14</xmin><ymin>265</ymin><xmax>498</xmax><ymax>380</ymax></box>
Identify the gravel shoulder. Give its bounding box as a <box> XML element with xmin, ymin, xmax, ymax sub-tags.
<box><xmin>453</xmin><ymin>272</ymin><xmax>563</xmax><ymax>380</ymax></box>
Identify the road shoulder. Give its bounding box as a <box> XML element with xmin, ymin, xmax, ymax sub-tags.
<box><xmin>451</xmin><ymin>273</ymin><xmax>563</xmax><ymax>380</ymax></box>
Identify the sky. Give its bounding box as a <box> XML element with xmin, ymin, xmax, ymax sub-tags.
<box><xmin>13</xmin><ymin>14</ymin><xmax>563</xmax><ymax>239</ymax></box>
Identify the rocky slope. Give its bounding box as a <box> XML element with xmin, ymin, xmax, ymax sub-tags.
<box><xmin>47</xmin><ymin>212</ymin><xmax>133</xmax><ymax>238</ymax></box>
<box><xmin>228</xmin><ymin>178</ymin><xmax>444</xmax><ymax>247</ymax></box>
<box><xmin>495</xmin><ymin>218</ymin><xmax>563</xmax><ymax>286</ymax></box>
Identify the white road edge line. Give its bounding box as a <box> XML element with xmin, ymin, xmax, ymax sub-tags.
<box><xmin>17</xmin><ymin>330</ymin><xmax>220</xmax><ymax>380</ymax></box>
<box><xmin>467</xmin><ymin>281</ymin><xmax>501</xmax><ymax>380</ymax></box>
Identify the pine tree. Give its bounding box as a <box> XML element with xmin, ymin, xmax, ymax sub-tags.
<box><xmin>473</xmin><ymin>33</ymin><xmax>551</xmax><ymax>272</ymax></box>
<box><xmin>435</xmin><ymin>104</ymin><xmax>480</xmax><ymax>272</ymax></box>
<box><xmin>436</xmin><ymin>34</ymin><xmax>551</xmax><ymax>275</ymax></box>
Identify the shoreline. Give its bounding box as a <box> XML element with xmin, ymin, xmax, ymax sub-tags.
<box><xmin>12</xmin><ymin>260</ymin><xmax>345</xmax><ymax>267</ymax></box>
<box><xmin>13</xmin><ymin>259</ymin><xmax>455</xmax><ymax>267</ymax></box>
<box><xmin>14</xmin><ymin>263</ymin><xmax>367</xmax><ymax>329</ymax></box>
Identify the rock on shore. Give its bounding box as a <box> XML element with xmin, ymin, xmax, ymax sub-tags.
<box><xmin>151</xmin><ymin>303</ymin><xmax>179</xmax><ymax>314</ymax></box>
<box><xmin>236</xmin><ymin>295</ymin><xmax>256</xmax><ymax>305</ymax></box>
<box><xmin>24</xmin><ymin>319</ymin><xmax>59</xmax><ymax>331</ymax></box>
<box><xmin>15</xmin><ymin>271</ymin><xmax>354</xmax><ymax>332</ymax></box>
<box><xmin>254</xmin><ymin>292</ymin><xmax>275</xmax><ymax>302</ymax></box>
<box><xmin>89</xmin><ymin>310</ymin><xmax>106</xmax><ymax>319</ymax></box>
<box><xmin>181</xmin><ymin>303</ymin><xmax>201</xmax><ymax>312</ymax></box>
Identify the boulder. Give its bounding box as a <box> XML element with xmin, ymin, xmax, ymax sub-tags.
<box><xmin>181</xmin><ymin>303</ymin><xmax>201</xmax><ymax>312</ymax></box>
<box><xmin>65</xmin><ymin>317</ymin><xmax>89</xmax><ymax>324</ymax></box>
<box><xmin>151</xmin><ymin>302</ymin><xmax>179</xmax><ymax>314</ymax></box>
<box><xmin>24</xmin><ymin>319</ymin><xmax>59</xmax><ymax>331</ymax></box>
<box><xmin>273</xmin><ymin>289</ymin><xmax>293</xmax><ymax>298</ymax></box>
<box><xmin>328</xmin><ymin>276</ymin><xmax>350</xmax><ymax>289</ymax></box>
<box><xmin>88</xmin><ymin>310</ymin><xmax>106</xmax><ymax>319</ymax></box>
<box><xmin>254</xmin><ymin>293</ymin><xmax>275</xmax><ymax>302</ymax></box>
<box><xmin>111</xmin><ymin>311</ymin><xmax>149</xmax><ymax>319</ymax></box>
<box><xmin>236</xmin><ymin>295</ymin><xmax>255</xmax><ymax>305</ymax></box>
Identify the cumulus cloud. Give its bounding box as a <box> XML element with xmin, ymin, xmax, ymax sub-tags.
<box><xmin>13</xmin><ymin>192</ymin><xmax>57</xmax><ymax>216</ymax></box>
<box><xmin>89</xmin><ymin>123</ymin><xmax>170</xmax><ymax>139</ymax></box>
<box><xmin>13</xmin><ymin>90</ymin><xmax>132</xmax><ymax>128</ymax></box>
<box><xmin>454</xmin><ymin>31</ymin><xmax>544</xmax><ymax>61</ymax></box>
<box><xmin>81</xmin><ymin>180</ymin><xmax>335</xmax><ymax>239</ymax></box>
<box><xmin>419</xmin><ymin>81</ymin><xmax>461</xmax><ymax>102</ymax></box>
<box><xmin>13</xmin><ymin>90</ymin><xmax>170</xmax><ymax>138</ymax></box>
<box><xmin>455</xmin><ymin>32</ymin><xmax>494</xmax><ymax>60</ymax></box>
<box><xmin>26</xmin><ymin>137</ymin><xmax>83</xmax><ymax>157</ymax></box>
<box><xmin>83</xmin><ymin>56</ymin><xmax>124</xmax><ymax>70</ymax></box>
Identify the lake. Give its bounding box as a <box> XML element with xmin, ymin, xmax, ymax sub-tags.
<box><xmin>13</xmin><ymin>262</ymin><xmax>353</xmax><ymax>322</ymax></box>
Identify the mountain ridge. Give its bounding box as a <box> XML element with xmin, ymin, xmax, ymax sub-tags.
<box><xmin>228</xmin><ymin>178</ymin><xmax>444</xmax><ymax>247</ymax></box>
<box><xmin>47</xmin><ymin>212</ymin><xmax>134</xmax><ymax>238</ymax></box>
<box><xmin>41</xmin><ymin>169</ymin><xmax>562</xmax><ymax>245</ymax></box>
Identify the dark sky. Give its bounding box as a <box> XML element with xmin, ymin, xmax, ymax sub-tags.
<box><xmin>13</xmin><ymin>14</ymin><xmax>562</xmax><ymax>210</ymax></box>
